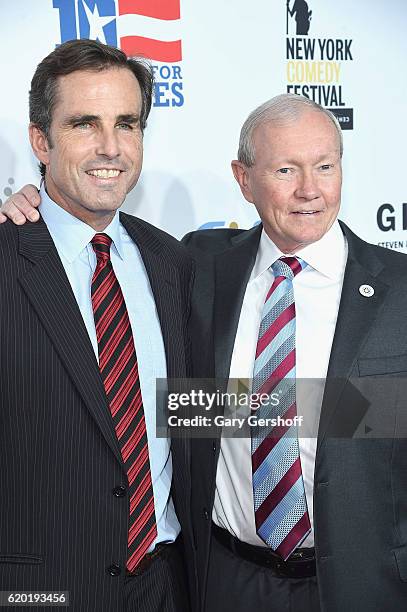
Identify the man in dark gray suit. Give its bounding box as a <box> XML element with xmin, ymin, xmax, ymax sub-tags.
<box><xmin>182</xmin><ymin>94</ymin><xmax>407</xmax><ymax>612</ymax></box>
<box><xmin>0</xmin><ymin>40</ymin><xmax>196</xmax><ymax>612</ymax></box>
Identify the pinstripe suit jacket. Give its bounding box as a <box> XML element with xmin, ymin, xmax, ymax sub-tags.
<box><xmin>0</xmin><ymin>212</ymin><xmax>196</xmax><ymax>611</ymax></box>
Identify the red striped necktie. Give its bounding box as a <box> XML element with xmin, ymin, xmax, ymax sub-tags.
<box><xmin>251</xmin><ymin>256</ymin><xmax>311</xmax><ymax>560</ymax></box>
<box><xmin>91</xmin><ymin>233</ymin><xmax>157</xmax><ymax>572</ymax></box>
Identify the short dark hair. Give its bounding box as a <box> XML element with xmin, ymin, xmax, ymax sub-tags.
<box><xmin>29</xmin><ymin>39</ymin><xmax>154</xmax><ymax>177</ymax></box>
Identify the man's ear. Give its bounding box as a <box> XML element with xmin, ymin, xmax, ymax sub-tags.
<box><xmin>231</xmin><ymin>160</ymin><xmax>254</xmax><ymax>204</ymax></box>
<box><xmin>29</xmin><ymin>123</ymin><xmax>51</xmax><ymax>168</ymax></box>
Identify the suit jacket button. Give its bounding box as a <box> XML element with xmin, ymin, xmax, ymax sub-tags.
<box><xmin>112</xmin><ymin>485</ymin><xmax>127</xmax><ymax>497</ymax></box>
<box><xmin>107</xmin><ymin>564</ymin><xmax>121</xmax><ymax>576</ymax></box>
<box><xmin>203</xmin><ymin>508</ymin><xmax>210</xmax><ymax>520</ymax></box>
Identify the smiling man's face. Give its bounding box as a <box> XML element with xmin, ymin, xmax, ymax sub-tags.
<box><xmin>232</xmin><ymin>109</ymin><xmax>342</xmax><ymax>254</ymax></box>
<box><xmin>30</xmin><ymin>66</ymin><xmax>143</xmax><ymax>230</ymax></box>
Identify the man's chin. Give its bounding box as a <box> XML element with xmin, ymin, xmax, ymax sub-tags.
<box><xmin>292</xmin><ymin>230</ymin><xmax>327</xmax><ymax>251</ymax></box>
<box><xmin>90</xmin><ymin>193</ymin><xmax>127</xmax><ymax>212</ymax></box>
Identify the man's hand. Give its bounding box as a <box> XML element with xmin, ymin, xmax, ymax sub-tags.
<box><xmin>0</xmin><ymin>184</ymin><xmax>41</xmax><ymax>224</ymax></box>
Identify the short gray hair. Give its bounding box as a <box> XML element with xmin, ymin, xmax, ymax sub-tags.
<box><xmin>237</xmin><ymin>93</ymin><xmax>343</xmax><ymax>167</ymax></box>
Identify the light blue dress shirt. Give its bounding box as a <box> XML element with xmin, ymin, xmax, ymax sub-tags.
<box><xmin>39</xmin><ymin>185</ymin><xmax>180</xmax><ymax>549</ymax></box>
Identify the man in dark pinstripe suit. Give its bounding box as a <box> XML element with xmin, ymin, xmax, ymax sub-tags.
<box><xmin>0</xmin><ymin>40</ymin><xmax>196</xmax><ymax>611</ymax></box>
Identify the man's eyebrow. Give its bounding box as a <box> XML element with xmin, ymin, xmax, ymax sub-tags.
<box><xmin>63</xmin><ymin>114</ymin><xmax>99</xmax><ymax>126</ymax></box>
<box><xmin>116</xmin><ymin>114</ymin><xmax>140</xmax><ymax>124</ymax></box>
<box><xmin>62</xmin><ymin>114</ymin><xmax>140</xmax><ymax>126</ymax></box>
<box><xmin>274</xmin><ymin>151</ymin><xmax>340</xmax><ymax>166</ymax></box>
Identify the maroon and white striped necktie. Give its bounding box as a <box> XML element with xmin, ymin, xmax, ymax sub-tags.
<box><xmin>251</xmin><ymin>256</ymin><xmax>311</xmax><ymax>560</ymax></box>
<box><xmin>91</xmin><ymin>233</ymin><xmax>157</xmax><ymax>572</ymax></box>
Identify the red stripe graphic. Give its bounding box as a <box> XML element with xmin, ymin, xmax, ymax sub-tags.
<box><xmin>118</xmin><ymin>0</ymin><xmax>180</xmax><ymax>20</ymax></box>
<box><xmin>120</xmin><ymin>36</ymin><xmax>182</xmax><ymax>62</ymax></box>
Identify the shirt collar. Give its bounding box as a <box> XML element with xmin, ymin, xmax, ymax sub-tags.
<box><xmin>251</xmin><ymin>220</ymin><xmax>347</xmax><ymax>281</ymax></box>
<box><xmin>39</xmin><ymin>184</ymin><xmax>124</xmax><ymax>262</ymax></box>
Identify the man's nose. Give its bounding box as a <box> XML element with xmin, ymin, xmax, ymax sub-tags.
<box><xmin>95</xmin><ymin>128</ymin><xmax>120</xmax><ymax>159</ymax></box>
<box><xmin>295</xmin><ymin>169</ymin><xmax>320</xmax><ymax>200</ymax></box>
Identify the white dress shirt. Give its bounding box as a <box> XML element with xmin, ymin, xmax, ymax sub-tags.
<box><xmin>213</xmin><ymin>220</ymin><xmax>348</xmax><ymax>547</ymax></box>
<box><xmin>39</xmin><ymin>186</ymin><xmax>180</xmax><ymax>548</ymax></box>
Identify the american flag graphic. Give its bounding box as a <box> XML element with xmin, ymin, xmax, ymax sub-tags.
<box><xmin>55</xmin><ymin>1</ymin><xmax>182</xmax><ymax>64</ymax></box>
<box><xmin>118</xmin><ymin>0</ymin><xmax>182</xmax><ymax>62</ymax></box>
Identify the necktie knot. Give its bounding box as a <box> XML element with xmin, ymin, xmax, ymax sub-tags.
<box><xmin>272</xmin><ymin>256</ymin><xmax>307</xmax><ymax>280</ymax></box>
<box><xmin>91</xmin><ymin>233</ymin><xmax>112</xmax><ymax>264</ymax></box>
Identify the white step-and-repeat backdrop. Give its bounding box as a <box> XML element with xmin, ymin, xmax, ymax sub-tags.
<box><xmin>1</xmin><ymin>0</ymin><xmax>406</xmax><ymax>249</ymax></box>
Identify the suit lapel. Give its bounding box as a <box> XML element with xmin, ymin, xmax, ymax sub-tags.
<box><xmin>119</xmin><ymin>213</ymin><xmax>187</xmax><ymax>381</ymax></box>
<box><xmin>120</xmin><ymin>214</ymin><xmax>192</xmax><ymax>517</ymax></box>
<box><xmin>317</xmin><ymin>223</ymin><xmax>390</xmax><ymax>448</ymax></box>
<box><xmin>18</xmin><ymin>219</ymin><xmax>123</xmax><ymax>465</ymax></box>
<box><xmin>214</xmin><ymin>225</ymin><xmax>262</xmax><ymax>382</ymax></box>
